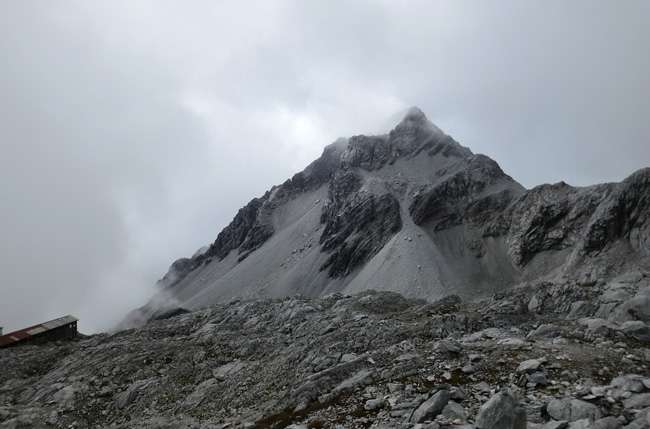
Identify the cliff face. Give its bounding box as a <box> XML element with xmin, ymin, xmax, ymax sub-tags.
<box><xmin>141</xmin><ymin>107</ymin><xmax>650</xmax><ymax>320</ymax></box>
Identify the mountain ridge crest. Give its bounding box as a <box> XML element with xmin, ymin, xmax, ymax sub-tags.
<box><xmin>130</xmin><ymin>108</ymin><xmax>649</xmax><ymax>325</ymax></box>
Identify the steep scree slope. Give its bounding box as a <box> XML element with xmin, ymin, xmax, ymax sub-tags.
<box><xmin>131</xmin><ymin>107</ymin><xmax>650</xmax><ymax>322</ymax></box>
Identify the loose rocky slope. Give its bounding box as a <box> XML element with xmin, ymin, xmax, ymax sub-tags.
<box><xmin>2</xmin><ymin>271</ymin><xmax>650</xmax><ymax>428</ymax></box>
<box><xmin>128</xmin><ymin>107</ymin><xmax>650</xmax><ymax>326</ymax></box>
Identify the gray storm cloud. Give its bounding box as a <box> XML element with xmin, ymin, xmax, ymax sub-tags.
<box><xmin>1</xmin><ymin>0</ymin><xmax>649</xmax><ymax>333</ymax></box>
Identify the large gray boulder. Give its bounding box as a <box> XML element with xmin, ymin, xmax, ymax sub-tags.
<box><xmin>592</xmin><ymin>416</ymin><xmax>622</xmax><ymax>429</ymax></box>
<box><xmin>475</xmin><ymin>389</ymin><xmax>526</xmax><ymax>429</ymax></box>
<box><xmin>410</xmin><ymin>389</ymin><xmax>451</xmax><ymax>423</ymax></box>
<box><xmin>619</xmin><ymin>320</ymin><xmax>650</xmax><ymax>342</ymax></box>
<box><xmin>546</xmin><ymin>399</ymin><xmax>602</xmax><ymax>422</ymax></box>
<box><xmin>623</xmin><ymin>393</ymin><xmax>650</xmax><ymax>410</ymax></box>
<box><xmin>613</xmin><ymin>296</ymin><xmax>650</xmax><ymax>323</ymax></box>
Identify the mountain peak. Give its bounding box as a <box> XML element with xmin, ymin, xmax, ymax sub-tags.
<box><xmin>394</xmin><ymin>106</ymin><xmax>443</xmax><ymax>136</ymax></box>
<box><xmin>129</xmin><ymin>108</ymin><xmax>650</xmax><ymax>340</ymax></box>
<box><xmin>396</xmin><ymin>106</ymin><xmax>428</xmax><ymax>127</ymax></box>
<box><xmin>403</xmin><ymin>106</ymin><xmax>428</xmax><ymax>121</ymax></box>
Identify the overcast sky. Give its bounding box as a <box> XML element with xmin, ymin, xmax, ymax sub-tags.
<box><xmin>1</xmin><ymin>1</ymin><xmax>649</xmax><ymax>333</ymax></box>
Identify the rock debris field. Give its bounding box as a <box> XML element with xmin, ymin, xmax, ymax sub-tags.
<box><xmin>2</xmin><ymin>271</ymin><xmax>650</xmax><ymax>429</ymax></box>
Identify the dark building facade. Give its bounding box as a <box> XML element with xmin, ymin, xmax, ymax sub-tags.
<box><xmin>0</xmin><ymin>315</ymin><xmax>78</xmax><ymax>348</ymax></box>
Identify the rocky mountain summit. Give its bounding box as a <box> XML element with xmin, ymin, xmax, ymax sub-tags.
<box><xmin>2</xmin><ymin>271</ymin><xmax>650</xmax><ymax>428</ymax></box>
<box><xmin>128</xmin><ymin>107</ymin><xmax>650</xmax><ymax>325</ymax></box>
<box><xmin>3</xmin><ymin>108</ymin><xmax>648</xmax><ymax>429</ymax></box>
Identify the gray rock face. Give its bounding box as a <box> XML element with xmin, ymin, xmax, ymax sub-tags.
<box><xmin>475</xmin><ymin>390</ymin><xmax>526</xmax><ymax>429</ymax></box>
<box><xmin>493</xmin><ymin>182</ymin><xmax>609</xmax><ymax>266</ymax></box>
<box><xmin>592</xmin><ymin>416</ymin><xmax>623</xmax><ymax>429</ymax></box>
<box><xmin>613</xmin><ymin>296</ymin><xmax>650</xmax><ymax>323</ymax></box>
<box><xmin>527</xmin><ymin>324</ymin><xmax>561</xmax><ymax>339</ymax></box>
<box><xmin>115</xmin><ymin>379</ymin><xmax>154</xmax><ymax>410</ymax></box>
<box><xmin>157</xmin><ymin>257</ymin><xmax>194</xmax><ymax>288</ymax></box>
<box><xmin>584</xmin><ymin>168</ymin><xmax>650</xmax><ymax>255</ymax></box>
<box><xmin>319</xmin><ymin>180</ymin><xmax>402</xmax><ymax>277</ymax></box>
<box><xmin>181</xmin><ymin>378</ymin><xmax>218</xmax><ymax>410</ymax></box>
<box><xmin>442</xmin><ymin>400</ymin><xmax>467</xmax><ymax>421</ymax></box>
<box><xmin>546</xmin><ymin>399</ymin><xmax>602</xmax><ymax>422</ymax></box>
<box><xmin>409</xmin><ymin>155</ymin><xmax>519</xmax><ymax>229</ymax></box>
<box><xmin>410</xmin><ymin>389</ymin><xmax>451</xmax><ymax>423</ymax></box>
<box><xmin>623</xmin><ymin>393</ymin><xmax>650</xmax><ymax>410</ymax></box>
<box><xmin>130</xmin><ymin>107</ymin><xmax>650</xmax><ymax>326</ymax></box>
<box><xmin>210</xmin><ymin>195</ymin><xmax>274</xmax><ymax>261</ymax></box>
<box><xmin>620</xmin><ymin>320</ymin><xmax>650</xmax><ymax>341</ymax></box>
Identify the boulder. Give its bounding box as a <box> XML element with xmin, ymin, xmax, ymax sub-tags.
<box><xmin>623</xmin><ymin>393</ymin><xmax>650</xmax><ymax>410</ymax></box>
<box><xmin>568</xmin><ymin>419</ymin><xmax>592</xmax><ymax>429</ymax></box>
<box><xmin>619</xmin><ymin>321</ymin><xmax>650</xmax><ymax>342</ymax></box>
<box><xmin>364</xmin><ymin>398</ymin><xmax>385</xmax><ymax>411</ymax></box>
<box><xmin>442</xmin><ymin>400</ymin><xmax>467</xmax><ymax>421</ymax></box>
<box><xmin>592</xmin><ymin>416</ymin><xmax>622</xmax><ymax>429</ymax></box>
<box><xmin>612</xmin><ymin>296</ymin><xmax>650</xmax><ymax>323</ymax></box>
<box><xmin>436</xmin><ymin>339</ymin><xmax>462</xmax><ymax>354</ymax></box>
<box><xmin>542</xmin><ymin>421</ymin><xmax>568</xmax><ymax>429</ymax></box>
<box><xmin>410</xmin><ymin>390</ymin><xmax>451</xmax><ymax>423</ymax></box>
<box><xmin>527</xmin><ymin>324</ymin><xmax>561</xmax><ymax>339</ymax></box>
<box><xmin>579</xmin><ymin>318</ymin><xmax>618</xmax><ymax>339</ymax></box>
<box><xmin>475</xmin><ymin>389</ymin><xmax>526</xmax><ymax>429</ymax></box>
<box><xmin>546</xmin><ymin>399</ymin><xmax>602</xmax><ymax>422</ymax></box>
<box><xmin>517</xmin><ymin>358</ymin><xmax>545</xmax><ymax>373</ymax></box>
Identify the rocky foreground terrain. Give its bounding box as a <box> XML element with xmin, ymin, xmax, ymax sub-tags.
<box><xmin>2</xmin><ymin>270</ymin><xmax>650</xmax><ymax>428</ymax></box>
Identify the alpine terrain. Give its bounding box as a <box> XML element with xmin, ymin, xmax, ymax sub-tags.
<box><xmin>2</xmin><ymin>108</ymin><xmax>650</xmax><ymax>429</ymax></box>
<box><xmin>131</xmin><ymin>107</ymin><xmax>650</xmax><ymax>323</ymax></box>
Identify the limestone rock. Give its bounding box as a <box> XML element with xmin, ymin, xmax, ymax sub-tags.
<box><xmin>475</xmin><ymin>389</ymin><xmax>526</xmax><ymax>429</ymax></box>
<box><xmin>410</xmin><ymin>390</ymin><xmax>451</xmax><ymax>423</ymax></box>
<box><xmin>546</xmin><ymin>399</ymin><xmax>602</xmax><ymax>422</ymax></box>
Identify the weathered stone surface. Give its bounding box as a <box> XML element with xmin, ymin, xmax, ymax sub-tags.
<box><xmin>410</xmin><ymin>390</ymin><xmax>451</xmax><ymax>423</ymax></box>
<box><xmin>546</xmin><ymin>399</ymin><xmax>602</xmax><ymax>422</ymax></box>
<box><xmin>543</xmin><ymin>420</ymin><xmax>568</xmax><ymax>429</ymax></box>
<box><xmin>182</xmin><ymin>378</ymin><xmax>218</xmax><ymax>410</ymax></box>
<box><xmin>583</xmin><ymin>168</ymin><xmax>650</xmax><ymax>255</ymax></box>
<box><xmin>579</xmin><ymin>318</ymin><xmax>618</xmax><ymax>339</ymax></box>
<box><xmin>319</xmin><ymin>182</ymin><xmax>402</xmax><ymax>277</ymax></box>
<box><xmin>115</xmin><ymin>379</ymin><xmax>154</xmax><ymax>410</ymax></box>
<box><xmin>2</xmin><ymin>289</ymin><xmax>650</xmax><ymax>428</ymax></box>
<box><xmin>128</xmin><ymin>109</ymin><xmax>650</xmax><ymax>331</ymax></box>
<box><xmin>517</xmin><ymin>358</ymin><xmax>545</xmax><ymax>373</ymax></box>
<box><xmin>7</xmin><ymin>109</ymin><xmax>650</xmax><ymax>429</ymax></box>
<box><xmin>623</xmin><ymin>393</ymin><xmax>650</xmax><ymax>410</ymax></box>
<box><xmin>619</xmin><ymin>320</ymin><xmax>650</xmax><ymax>342</ymax></box>
<box><xmin>475</xmin><ymin>390</ymin><xmax>526</xmax><ymax>429</ymax></box>
<box><xmin>592</xmin><ymin>416</ymin><xmax>623</xmax><ymax>429</ymax></box>
<box><xmin>364</xmin><ymin>398</ymin><xmax>386</xmax><ymax>411</ymax></box>
<box><xmin>527</xmin><ymin>324</ymin><xmax>561</xmax><ymax>339</ymax></box>
<box><xmin>442</xmin><ymin>400</ymin><xmax>467</xmax><ymax>421</ymax></box>
<box><xmin>409</xmin><ymin>155</ymin><xmax>519</xmax><ymax>228</ymax></box>
<box><xmin>436</xmin><ymin>339</ymin><xmax>462</xmax><ymax>355</ymax></box>
<box><xmin>613</xmin><ymin>296</ymin><xmax>650</xmax><ymax>323</ymax></box>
